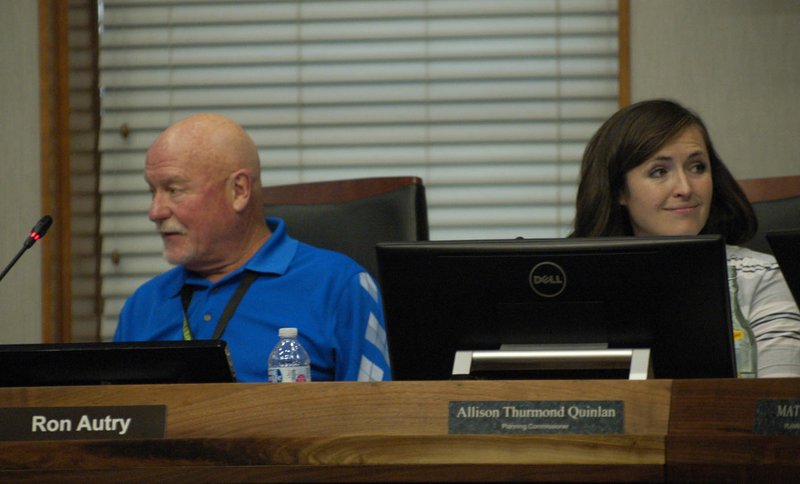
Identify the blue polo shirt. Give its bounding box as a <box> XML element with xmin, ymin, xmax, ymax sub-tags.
<box><xmin>114</xmin><ymin>218</ymin><xmax>391</xmax><ymax>382</ymax></box>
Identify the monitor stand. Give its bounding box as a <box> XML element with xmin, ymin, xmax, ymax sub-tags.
<box><xmin>451</xmin><ymin>344</ymin><xmax>652</xmax><ymax>380</ymax></box>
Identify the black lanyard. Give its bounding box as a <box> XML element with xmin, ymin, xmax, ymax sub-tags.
<box><xmin>180</xmin><ymin>271</ymin><xmax>258</xmax><ymax>340</ymax></box>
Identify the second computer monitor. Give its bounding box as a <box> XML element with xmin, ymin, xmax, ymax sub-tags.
<box><xmin>377</xmin><ymin>235</ymin><xmax>735</xmax><ymax>380</ymax></box>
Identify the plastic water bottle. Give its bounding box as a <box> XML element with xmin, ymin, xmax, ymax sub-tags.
<box><xmin>727</xmin><ymin>266</ymin><xmax>757</xmax><ymax>378</ymax></box>
<box><xmin>268</xmin><ymin>327</ymin><xmax>311</xmax><ymax>383</ymax></box>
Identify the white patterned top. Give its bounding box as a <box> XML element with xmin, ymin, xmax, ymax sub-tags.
<box><xmin>727</xmin><ymin>245</ymin><xmax>800</xmax><ymax>378</ymax></box>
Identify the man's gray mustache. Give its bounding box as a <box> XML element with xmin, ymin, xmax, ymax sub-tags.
<box><xmin>157</xmin><ymin>224</ymin><xmax>187</xmax><ymax>235</ymax></box>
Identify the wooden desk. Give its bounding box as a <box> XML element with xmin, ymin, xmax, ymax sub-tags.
<box><xmin>667</xmin><ymin>379</ymin><xmax>800</xmax><ymax>482</ymax></box>
<box><xmin>0</xmin><ymin>379</ymin><xmax>796</xmax><ymax>482</ymax></box>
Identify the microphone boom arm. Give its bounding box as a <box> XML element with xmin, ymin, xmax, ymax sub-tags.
<box><xmin>0</xmin><ymin>215</ymin><xmax>53</xmax><ymax>282</ymax></box>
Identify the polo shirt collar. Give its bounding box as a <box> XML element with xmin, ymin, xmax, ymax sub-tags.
<box><xmin>243</xmin><ymin>217</ymin><xmax>297</xmax><ymax>276</ymax></box>
<box><xmin>165</xmin><ymin>217</ymin><xmax>297</xmax><ymax>296</ymax></box>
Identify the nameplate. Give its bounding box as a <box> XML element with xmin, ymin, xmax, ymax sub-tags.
<box><xmin>0</xmin><ymin>406</ymin><xmax>166</xmax><ymax>441</ymax></box>
<box><xmin>754</xmin><ymin>399</ymin><xmax>800</xmax><ymax>435</ymax></box>
<box><xmin>449</xmin><ymin>400</ymin><xmax>624</xmax><ymax>434</ymax></box>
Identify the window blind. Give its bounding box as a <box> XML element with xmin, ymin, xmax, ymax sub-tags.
<box><xmin>97</xmin><ymin>0</ymin><xmax>620</xmax><ymax>338</ymax></box>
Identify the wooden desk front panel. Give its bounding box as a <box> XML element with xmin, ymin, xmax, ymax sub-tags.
<box><xmin>0</xmin><ymin>380</ymin><xmax>671</xmax><ymax>481</ymax></box>
<box><xmin>667</xmin><ymin>378</ymin><xmax>800</xmax><ymax>482</ymax></box>
<box><xmin>0</xmin><ymin>380</ymin><xmax>672</xmax><ymax>439</ymax></box>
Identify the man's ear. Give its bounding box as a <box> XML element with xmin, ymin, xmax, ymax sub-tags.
<box><xmin>230</xmin><ymin>170</ymin><xmax>251</xmax><ymax>212</ymax></box>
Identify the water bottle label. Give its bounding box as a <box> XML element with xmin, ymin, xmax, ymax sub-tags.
<box><xmin>733</xmin><ymin>334</ymin><xmax>756</xmax><ymax>378</ymax></box>
<box><xmin>268</xmin><ymin>365</ymin><xmax>311</xmax><ymax>383</ymax></box>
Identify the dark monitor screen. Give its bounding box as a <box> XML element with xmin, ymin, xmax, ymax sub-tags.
<box><xmin>767</xmin><ymin>228</ymin><xmax>800</xmax><ymax>306</ymax></box>
<box><xmin>377</xmin><ymin>235</ymin><xmax>736</xmax><ymax>380</ymax></box>
<box><xmin>0</xmin><ymin>340</ymin><xmax>237</xmax><ymax>387</ymax></box>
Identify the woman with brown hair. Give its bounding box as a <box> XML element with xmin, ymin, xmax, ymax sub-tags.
<box><xmin>572</xmin><ymin>99</ymin><xmax>800</xmax><ymax>378</ymax></box>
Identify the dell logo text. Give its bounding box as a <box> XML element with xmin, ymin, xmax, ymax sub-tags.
<box><xmin>532</xmin><ymin>275</ymin><xmax>564</xmax><ymax>285</ymax></box>
<box><xmin>529</xmin><ymin>262</ymin><xmax>567</xmax><ymax>297</ymax></box>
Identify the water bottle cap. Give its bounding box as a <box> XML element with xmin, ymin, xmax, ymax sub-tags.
<box><xmin>279</xmin><ymin>327</ymin><xmax>298</xmax><ymax>338</ymax></box>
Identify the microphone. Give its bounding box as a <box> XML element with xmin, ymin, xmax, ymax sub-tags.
<box><xmin>0</xmin><ymin>215</ymin><xmax>54</xmax><ymax>282</ymax></box>
<box><xmin>24</xmin><ymin>215</ymin><xmax>54</xmax><ymax>249</ymax></box>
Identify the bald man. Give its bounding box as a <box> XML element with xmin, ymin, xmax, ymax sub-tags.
<box><xmin>114</xmin><ymin>114</ymin><xmax>392</xmax><ymax>382</ymax></box>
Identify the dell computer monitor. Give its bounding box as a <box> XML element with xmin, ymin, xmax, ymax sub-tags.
<box><xmin>767</xmin><ymin>228</ymin><xmax>800</xmax><ymax>306</ymax></box>
<box><xmin>377</xmin><ymin>235</ymin><xmax>736</xmax><ymax>380</ymax></box>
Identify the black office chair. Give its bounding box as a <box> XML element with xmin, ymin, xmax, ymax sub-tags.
<box><xmin>262</xmin><ymin>176</ymin><xmax>429</xmax><ymax>282</ymax></box>
<box><xmin>738</xmin><ymin>175</ymin><xmax>800</xmax><ymax>254</ymax></box>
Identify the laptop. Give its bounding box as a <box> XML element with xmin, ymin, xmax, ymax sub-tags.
<box><xmin>767</xmin><ymin>228</ymin><xmax>800</xmax><ymax>306</ymax></box>
<box><xmin>0</xmin><ymin>339</ymin><xmax>236</xmax><ymax>387</ymax></box>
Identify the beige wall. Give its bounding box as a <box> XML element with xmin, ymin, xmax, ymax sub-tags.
<box><xmin>0</xmin><ymin>1</ymin><xmax>42</xmax><ymax>343</ymax></box>
<box><xmin>630</xmin><ymin>0</ymin><xmax>800</xmax><ymax>179</ymax></box>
